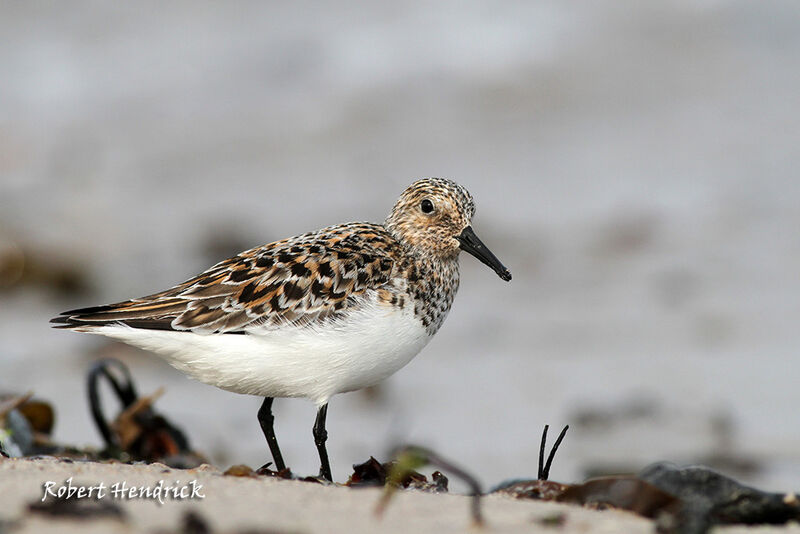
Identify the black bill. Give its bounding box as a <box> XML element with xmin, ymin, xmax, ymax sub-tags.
<box><xmin>456</xmin><ymin>226</ymin><xmax>512</xmax><ymax>281</ymax></box>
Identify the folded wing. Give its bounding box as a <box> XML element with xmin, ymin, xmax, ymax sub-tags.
<box><xmin>51</xmin><ymin>224</ymin><xmax>397</xmax><ymax>334</ymax></box>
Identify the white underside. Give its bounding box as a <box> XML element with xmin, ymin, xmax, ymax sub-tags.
<box><xmin>80</xmin><ymin>294</ymin><xmax>431</xmax><ymax>405</ymax></box>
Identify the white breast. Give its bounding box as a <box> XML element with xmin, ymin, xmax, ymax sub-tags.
<box><xmin>86</xmin><ymin>292</ymin><xmax>431</xmax><ymax>405</ymax></box>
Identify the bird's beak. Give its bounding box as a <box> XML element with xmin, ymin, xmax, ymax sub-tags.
<box><xmin>456</xmin><ymin>226</ymin><xmax>512</xmax><ymax>281</ymax></box>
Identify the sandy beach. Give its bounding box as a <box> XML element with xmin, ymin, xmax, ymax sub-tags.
<box><xmin>0</xmin><ymin>457</ymin><xmax>797</xmax><ymax>533</ymax></box>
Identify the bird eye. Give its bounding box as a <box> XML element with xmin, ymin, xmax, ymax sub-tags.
<box><xmin>420</xmin><ymin>199</ymin><xmax>434</xmax><ymax>214</ymax></box>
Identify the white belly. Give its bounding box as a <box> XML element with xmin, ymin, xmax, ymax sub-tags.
<box><xmin>86</xmin><ymin>295</ymin><xmax>431</xmax><ymax>405</ymax></box>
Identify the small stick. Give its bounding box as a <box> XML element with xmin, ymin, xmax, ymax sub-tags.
<box><xmin>538</xmin><ymin>424</ymin><xmax>549</xmax><ymax>480</ymax></box>
<box><xmin>87</xmin><ymin>359</ymin><xmax>139</xmax><ymax>448</ymax></box>
<box><xmin>377</xmin><ymin>445</ymin><xmax>484</xmax><ymax>527</ymax></box>
<box><xmin>539</xmin><ymin>424</ymin><xmax>569</xmax><ymax>481</ymax></box>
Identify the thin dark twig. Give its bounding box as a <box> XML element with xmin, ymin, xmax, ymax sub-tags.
<box><xmin>538</xmin><ymin>424</ymin><xmax>550</xmax><ymax>480</ymax></box>
<box><xmin>385</xmin><ymin>445</ymin><xmax>484</xmax><ymax>527</ymax></box>
<box><xmin>541</xmin><ymin>425</ymin><xmax>569</xmax><ymax>481</ymax></box>
<box><xmin>423</xmin><ymin>448</ymin><xmax>484</xmax><ymax>526</ymax></box>
<box><xmin>87</xmin><ymin>359</ymin><xmax>139</xmax><ymax>447</ymax></box>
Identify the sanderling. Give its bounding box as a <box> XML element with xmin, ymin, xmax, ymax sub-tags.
<box><xmin>52</xmin><ymin>178</ymin><xmax>511</xmax><ymax>481</ymax></box>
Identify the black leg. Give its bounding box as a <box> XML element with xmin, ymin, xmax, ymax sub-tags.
<box><xmin>258</xmin><ymin>397</ymin><xmax>286</xmax><ymax>471</ymax></box>
<box><xmin>313</xmin><ymin>403</ymin><xmax>332</xmax><ymax>481</ymax></box>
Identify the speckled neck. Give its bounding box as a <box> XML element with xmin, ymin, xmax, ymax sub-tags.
<box><xmin>398</xmin><ymin>248</ymin><xmax>461</xmax><ymax>336</ymax></box>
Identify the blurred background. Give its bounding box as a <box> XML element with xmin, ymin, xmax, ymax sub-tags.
<box><xmin>2</xmin><ymin>1</ymin><xmax>799</xmax><ymax>489</ymax></box>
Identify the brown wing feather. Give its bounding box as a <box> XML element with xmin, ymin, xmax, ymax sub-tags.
<box><xmin>51</xmin><ymin>223</ymin><xmax>400</xmax><ymax>334</ymax></box>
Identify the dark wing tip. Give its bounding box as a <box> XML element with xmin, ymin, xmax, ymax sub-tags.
<box><xmin>50</xmin><ymin>317</ymin><xmax>77</xmax><ymax>329</ymax></box>
<box><xmin>49</xmin><ymin>303</ymin><xmax>182</xmax><ymax>332</ymax></box>
<box><xmin>50</xmin><ymin>304</ymin><xmax>116</xmax><ymax>328</ymax></box>
<box><xmin>49</xmin><ymin>315</ymin><xmax>73</xmax><ymax>326</ymax></box>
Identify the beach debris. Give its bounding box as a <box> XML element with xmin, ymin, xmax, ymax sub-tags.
<box><xmin>640</xmin><ymin>462</ymin><xmax>800</xmax><ymax>533</ymax></box>
<box><xmin>0</xmin><ymin>393</ymin><xmax>34</xmax><ymax>457</ymax></box>
<box><xmin>346</xmin><ymin>456</ymin><xmax>448</xmax><ymax>492</ymax></box>
<box><xmin>492</xmin><ymin>478</ymin><xmax>570</xmax><ymax>500</ymax></box>
<box><xmin>375</xmin><ymin>446</ymin><xmax>482</xmax><ymax>526</ymax></box>
<box><xmin>224</xmin><ymin>464</ymin><xmax>258</xmax><ymax>478</ymax></box>
<box><xmin>484</xmin><ymin>423</ymin><xmax>799</xmax><ymax>532</ymax></box>
<box><xmin>87</xmin><ymin>358</ymin><xmax>205</xmax><ymax>467</ymax></box>
<box><xmin>491</xmin><ymin>424</ymin><xmax>570</xmax><ymax>499</ymax></box>
<box><xmin>27</xmin><ymin>493</ymin><xmax>126</xmax><ymax>521</ymax></box>
<box><xmin>539</xmin><ymin>424</ymin><xmax>569</xmax><ymax>481</ymax></box>
<box><xmin>225</xmin><ymin>461</ymin><xmax>302</xmax><ymax>481</ymax></box>
<box><xmin>0</xmin><ymin>392</ymin><xmax>56</xmax><ymax>457</ymax></box>
<box><xmin>555</xmin><ymin>464</ymin><xmax>800</xmax><ymax>534</ymax></box>
<box><xmin>17</xmin><ymin>398</ymin><xmax>55</xmax><ymax>436</ymax></box>
<box><xmin>112</xmin><ymin>387</ymin><xmax>167</xmax><ymax>451</ymax></box>
<box><xmin>347</xmin><ymin>456</ymin><xmax>389</xmax><ymax>487</ymax></box>
<box><xmin>255</xmin><ymin>463</ymin><xmax>293</xmax><ymax>480</ymax></box>
<box><xmin>420</xmin><ymin>470</ymin><xmax>450</xmax><ymax>493</ymax></box>
<box><xmin>556</xmin><ymin>476</ymin><xmax>680</xmax><ymax>517</ymax></box>
<box><xmin>493</xmin><ymin>424</ymin><xmax>674</xmax><ymax>512</ymax></box>
<box><xmin>499</xmin><ymin>456</ymin><xmax>800</xmax><ymax>534</ymax></box>
<box><xmin>487</xmin><ymin>422</ymin><xmax>798</xmax><ymax>532</ymax></box>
